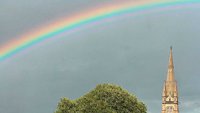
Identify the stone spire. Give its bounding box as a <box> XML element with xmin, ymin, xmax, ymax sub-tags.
<box><xmin>162</xmin><ymin>47</ymin><xmax>179</xmax><ymax>113</ymax></box>
<box><xmin>166</xmin><ymin>46</ymin><xmax>175</xmax><ymax>81</ymax></box>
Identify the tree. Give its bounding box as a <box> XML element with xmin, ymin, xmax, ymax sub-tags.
<box><xmin>55</xmin><ymin>84</ymin><xmax>147</xmax><ymax>113</ymax></box>
<box><xmin>55</xmin><ymin>98</ymin><xmax>76</xmax><ymax>113</ymax></box>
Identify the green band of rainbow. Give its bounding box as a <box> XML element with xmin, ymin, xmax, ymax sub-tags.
<box><xmin>0</xmin><ymin>0</ymin><xmax>199</xmax><ymax>61</ymax></box>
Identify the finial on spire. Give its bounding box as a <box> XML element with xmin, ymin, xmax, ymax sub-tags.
<box><xmin>170</xmin><ymin>46</ymin><xmax>172</xmax><ymax>50</ymax></box>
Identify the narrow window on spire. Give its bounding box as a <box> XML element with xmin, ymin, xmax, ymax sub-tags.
<box><xmin>166</xmin><ymin>106</ymin><xmax>173</xmax><ymax>113</ymax></box>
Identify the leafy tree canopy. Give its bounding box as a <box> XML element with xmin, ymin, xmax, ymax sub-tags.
<box><xmin>55</xmin><ymin>84</ymin><xmax>147</xmax><ymax>113</ymax></box>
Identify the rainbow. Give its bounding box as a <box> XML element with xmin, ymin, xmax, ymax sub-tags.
<box><xmin>0</xmin><ymin>0</ymin><xmax>199</xmax><ymax>61</ymax></box>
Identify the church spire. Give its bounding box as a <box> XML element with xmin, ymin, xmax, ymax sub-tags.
<box><xmin>162</xmin><ymin>47</ymin><xmax>179</xmax><ymax>113</ymax></box>
<box><xmin>166</xmin><ymin>46</ymin><xmax>175</xmax><ymax>81</ymax></box>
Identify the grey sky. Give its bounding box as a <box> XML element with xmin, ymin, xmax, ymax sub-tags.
<box><xmin>0</xmin><ymin>1</ymin><xmax>200</xmax><ymax>113</ymax></box>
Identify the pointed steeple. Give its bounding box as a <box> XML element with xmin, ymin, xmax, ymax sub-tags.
<box><xmin>166</xmin><ymin>46</ymin><xmax>175</xmax><ymax>81</ymax></box>
<box><xmin>162</xmin><ymin>82</ymin><xmax>167</xmax><ymax>97</ymax></box>
<box><xmin>162</xmin><ymin>47</ymin><xmax>179</xmax><ymax>113</ymax></box>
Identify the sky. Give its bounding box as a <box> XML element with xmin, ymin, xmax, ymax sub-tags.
<box><xmin>0</xmin><ymin>0</ymin><xmax>200</xmax><ymax>113</ymax></box>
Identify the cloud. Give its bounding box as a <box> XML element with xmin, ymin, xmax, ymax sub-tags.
<box><xmin>181</xmin><ymin>100</ymin><xmax>200</xmax><ymax>113</ymax></box>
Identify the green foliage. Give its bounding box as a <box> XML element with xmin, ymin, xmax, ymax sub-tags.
<box><xmin>55</xmin><ymin>98</ymin><xmax>76</xmax><ymax>113</ymax></box>
<box><xmin>55</xmin><ymin>84</ymin><xmax>147</xmax><ymax>113</ymax></box>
